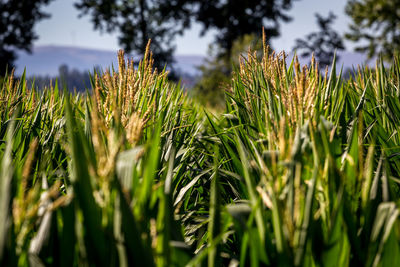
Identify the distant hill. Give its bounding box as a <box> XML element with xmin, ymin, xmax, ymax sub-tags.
<box><xmin>15</xmin><ymin>45</ymin><xmax>205</xmax><ymax>76</ymax></box>
<box><xmin>15</xmin><ymin>45</ymin><xmax>375</xmax><ymax>78</ymax></box>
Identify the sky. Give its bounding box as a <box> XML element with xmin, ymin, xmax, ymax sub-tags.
<box><xmin>34</xmin><ymin>0</ymin><xmax>353</xmax><ymax>56</ymax></box>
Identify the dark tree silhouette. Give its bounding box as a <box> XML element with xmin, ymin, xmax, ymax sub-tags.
<box><xmin>160</xmin><ymin>0</ymin><xmax>297</xmax><ymax>61</ymax></box>
<box><xmin>75</xmin><ymin>0</ymin><xmax>186</xmax><ymax>74</ymax></box>
<box><xmin>293</xmin><ymin>12</ymin><xmax>345</xmax><ymax>69</ymax></box>
<box><xmin>29</xmin><ymin>64</ymin><xmax>95</xmax><ymax>92</ymax></box>
<box><xmin>75</xmin><ymin>0</ymin><xmax>298</xmax><ymax>74</ymax></box>
<box><xmin>345</xmin><ymin>0</ymin><xmax>400</xmax><ymax>61</ymax></box>
<box><xmin>0</xmin><ymin>0</ymin><xmax>54</xmax><ymax>75</ymax></box>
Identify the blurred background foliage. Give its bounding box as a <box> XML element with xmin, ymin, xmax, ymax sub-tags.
<box><xmin>293</xmin><ymin>12</ymin><xmax>345</xmax><ymax>70</ymax></box>
<box><xmin>193</xmin><ymin>34</ymin><xmax>263</xmax><ymax>110</ymax></box>
<box><xmin>0</xmin><ymin>0</ymin><xmax>55</xmax><ymax>75</ymax></box>
<box><xmin>345</xmin><ymin>0</ymin><xmax>400</xmax><ymax>61</ymax></box>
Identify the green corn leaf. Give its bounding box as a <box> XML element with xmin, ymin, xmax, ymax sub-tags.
<box><xmin>0</xmin><ymin>117</ymin><xmax>15</xmax><ymax>262</ymax></box>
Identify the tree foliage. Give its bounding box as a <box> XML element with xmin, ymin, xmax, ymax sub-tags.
<box><xmin>192</xmin><ymin>44</ymin><xmax>230</xmax><ymax>109</ymax></box>
<box><xmin>0</xmin><ymin>0</ymin><xmax>54</xmax><ymax>75</ymax></box>
<box><xmin>161</xmin><ymin>0</ymin><xmax>296</xmax><ymax>60</ymax></box>
<box><xmin>345</xmin><ymin>0</ymin><xmax>400</xmax><ymax>60</ymax></box>
<box><xmin>76</xmin><ymin>0</ymin><xmax>297</xmax><ymax>72</ymax></box>
<box><xmin>29</xmin><ymin>64</ymin><xmax>95</xmax><ymax>92</ymax></box>
<box><xmin>194</xmin><ymin>34</ymin><xmax>263</xmax><ymax>109</ymax></box>
<box><xmin>293</xmin><ymin>12</ymin><xmax>344</xmax><ymax>69</ymax></box>
<box><xmin>172</xmin><ymin>0</ymin><xmax>297</xmax><ymax>108</ymax></box>
<box><xmin>75</xmin><ymin>0</ymin><xmax>186</xmax><ymax>72</ymax></box>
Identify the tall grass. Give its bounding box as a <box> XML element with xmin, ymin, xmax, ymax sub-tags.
<box><xmin>1</xmin><ymin>39</ymin><xmax>400</xmax><ymax>266</ymax></box>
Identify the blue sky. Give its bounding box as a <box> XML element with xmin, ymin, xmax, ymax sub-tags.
<box><xmin>34</xmin><ymin>0</ymin><xmax>352</xmax><ymax>55</ymax></box>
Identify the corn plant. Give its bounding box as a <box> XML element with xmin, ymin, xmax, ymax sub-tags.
<box><xmin>0</xmin><ymin>38</ymin><xmax>400</xmax><ymax>267</ymax></box>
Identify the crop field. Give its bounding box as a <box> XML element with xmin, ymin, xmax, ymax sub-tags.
<box><xmin>1</xmin><ymin>40</ymin><xmax>400</xmax><ymax>266</ymax></box>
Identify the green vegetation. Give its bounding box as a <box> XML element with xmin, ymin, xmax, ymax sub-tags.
<box><xmin>74</xmin><ymin>0</ymin><xmax>297</xmax><ymax>75</ymax></box>
<box><xmin>1</xmin><ymin>39</ymin><xmax>400</xmax><ymax>266</ymax></box>
<box><xmin>346</xmin><ymin>0</ymin><xmax>400</xmax><ymax>61</ymax></box>
<box><xmin>193</xmin><ymin>34</ymin><xmax>262</xmax><ymax>112</ymax></box>
<box><xmin>0</xmin><ymin>0</ymin><xmax>55</xmax><ymax>74</ymax></box>
<box><xmin>193</xmin><ymin>34</ymin><xmax>263</xmax><ymax>110</ymax></box>
<box><xmin>293</xmin><ymin>12</ymin><xmax>345</xmax><ymax>69</ymax></box>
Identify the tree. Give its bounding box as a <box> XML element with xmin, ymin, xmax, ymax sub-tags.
<box><xmin>75</xmin><ymin>0</ymin><xmax>186</xmax><ymax>73</ymax></box>
<box><xmin>193</xmin><ymin>34</ymin><xmax>263</xmax><ymax>109</ymax></box>
<box><xmin>192</xmin><ymin>43</ymin><xmax>230</xmax><ymax>109</ymax></box>
<box><xmin>293</xmin><ymin>12</ymin><xmax>345</xmax><ymax>69</ymax></box>
<box><xmin>28</xmin><ymin>64</ymin><xmax>96</xmax><ymax>92</ymax></box>
<box><xmin>0</xmin><ymin>0</ymin><xmax>54</xmax><ymax>75</ymax></box>
<box><xmin>345</xmin><ymin>0</ymin><xmax>400</xmax><ymax>60</ymax></box>
<box><xmin>158</xmin><ymin>1</ymin><xmax>296</xmax><ymax>108</ymax></box>
<box><xmin>161</xmin><ymin>0</ymin><xmax>296</xmax><ymax>61</ymax></box>
<box><xmin>76</xmin><ymin>0</ymin><xmax>297</xmax><ymax>74</ymax></box>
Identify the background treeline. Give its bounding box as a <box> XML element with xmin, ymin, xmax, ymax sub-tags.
<box><xmin>28</xmin><ymin>64</ymin><xmax>198</xmax><ymax>92</ymax></box>
<box><xmin>28</xmin><ymin>64</ymin><xmax>93</xmax><ymax>92</ymax></box>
